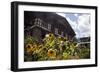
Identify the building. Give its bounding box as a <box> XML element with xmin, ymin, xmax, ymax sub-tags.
<box><xmin>24</xmin><ymin>11</ymin><xmax>76</xmax><ymax>42</ymax></box>
<box><xmin>78</xmin><ymin>37</ymin><xmax>90</xmax><ymax>49</ymax></box>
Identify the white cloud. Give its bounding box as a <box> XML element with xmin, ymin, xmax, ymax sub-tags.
<box><xmin>57</xmin><ymin>13</ymin><xmax>90</xmax><ymax>38</ymax></box>
<box><xmin>65</xmin><ymin>17</ymin><xmax>77</xmax><ymax>31</ymax></box>
<box><xmin>77</xmin><ymin>14</ymin><xmax>90</xmax><ymax>37</ymax></box>
<box><xmin>74</xmin><ymin>14</ymin><xmax>78</xmax><ymax>17</ymax></box>
<box><xmin>65</xmin><ymin>14</ymin><xmax>90</xmax><ymax>38</ymax></box>
<box><xmin>65</xmin><ymin>17</ymin><xmax>80</xmax><ymax>38</ymax></box>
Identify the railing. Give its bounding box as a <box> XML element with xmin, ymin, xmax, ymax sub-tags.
<box><xmin>77</xmin><ymin>42</ymin><xmax>90</xmax><ymax>45</ymax></box>
<box><xmin>25</xmin><ymin>18</ymin><xmax>51</xmax><ymax>32</ymax></box>
<box><xmin>34</xmin><ymin>18</ymin><xmax>51</xmax><ymax>31</ymax></box>
<box><xmin>25</xmin><ymin>18</ymin><xmax>68</xmax><ymax>38</ymax></box>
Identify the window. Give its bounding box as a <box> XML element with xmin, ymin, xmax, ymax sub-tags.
<box><xmin>55</xmin><ymin>28</ymin><xmax>58</xmax><ymax>35</ymax></box>
<box><xmin>48</xmin><ymin>24</ymin><xmax>51</xmax><ymax>31</ymax></box>
<box><xmin>38</xmin><ymin>19</ymin><xmax>42</xmax><ymax>26</ymax></box>
<box><xmin>61</xmin><ymin>32</ymin><xmax>64</xmax><ymax>37</ymax></box>
<box><xmin>66</xmin><ymin>34</ymin><xmax>68</xmax><ymax>38</ymax></box>
<box><xmin>34</xmin><ymin>18</ymin><xmax>49</xmax><ymax>31</ymax></box>
<box><xmin>68</xmin><ymin>36</ymin><xmax>71</xmax><ymax>40</ymax></box>
<box><xmin>37</xmin><ymin>19</ymin><xmax>40</xmax><ymax>25</ymax></box>
<box><xmin>34</xmin><ymin>18</ymin><xmax>42</xmax><ymax>27</ymax></box>
<box><xmin>34</xmin><ymin>18</ymin><xmax>38</xmax><ymax>25</ymax></box>
<box><xmin>39</xmin><ymin>21</ymin><xmax>42</xmax><ymax>26</ymax></box>
<box><xmin>35</xmin><ymin>18</ymin><xmax>38</xmax><ymax>22</ymax></box>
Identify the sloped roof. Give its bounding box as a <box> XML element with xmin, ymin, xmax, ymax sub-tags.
<box><xmin>24</xmin><ymin>11</ymin><xmax>76</xmax><ymax>37</ymax></box>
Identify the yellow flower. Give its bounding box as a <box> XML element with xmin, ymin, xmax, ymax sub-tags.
<box><xmin>49</xmin><ymin>33</ymin><xmax>53</xmax><ymax>37</ymax></box>
<box><xmin>45</xmin><ymin>34</ymin><xmax>49</xmax><ymax>37</ymax></box>
<box><xmin>47</xmin><ymin>49</ymin><xmax>56</xmax><ymax>58</ymax></box>
<box><xmin>63</xmin><ymin>37</ymin><xmax>67</xmax><ymax>42</ymax></box>
<box><xmin>26</xmin><ymin>44</ymin><xmax>33</xmax><ymax>54</ymax></box>
<box><xmin>45</xmin><ymin>33</ymin><xmax>54</xmax><ymax>38</ymax></box>
<box><xmin>60</xmin><ymin>41</ymin><xmax>64</xmax><ymax>44</ymax></box>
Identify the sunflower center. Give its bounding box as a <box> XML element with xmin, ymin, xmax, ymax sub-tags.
<box><xmin>64</xmin><ymin>39</ymin><xmax>66</xmax><ymax>42</ymax></box>
<box><xmin>49</xmin><ymin>34</ymin><xmax>51</xmax><ymax>37</ymax></box>
<box><xmin>27</xmin><ymin>45</ymin><xmax>31</xmax><ymax>48</ymax></box>
<box><xmin>50</xmin><ymin>51</ymin><xmax>53</xmax><ymax>54</ymax></box>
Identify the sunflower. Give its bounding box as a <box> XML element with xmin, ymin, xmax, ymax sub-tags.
<box><xmin>49</xmin><ymin>33</ymin><xmax>55</xmax><ymax>40</ymax></box>
<box><xmin>63</xmin><ymin>37</ymin><xmax>68</xmax><ymax>42</ymax></box>
<box><xmin>47</xmin><ymin>49</ymin><xmax>56</xmax><ymax>59</ymax></box>
<box><xmin>49</xmin><ymin>33</ymin><xmax>53</xmax><ymax>37</ymax></box>
<box><xmin>45</xmin><ymin>34</ymin><xmax>49</xmax><ymax>38</ymax></box>
<box><xmin>45</xmin><ymin>33</ymin><xmax>53</xmax><ymax>38</ymax></box>
<box><xmin>26</xmin><ymin>44</ymin><xmax>33</xmax><ymax>54</ymax></box>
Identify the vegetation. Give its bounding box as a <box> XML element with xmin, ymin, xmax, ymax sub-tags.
<box><xmin>24</xmin><ymin>33</ymin><xmax>90</xmax><ymax>61</ymax></box>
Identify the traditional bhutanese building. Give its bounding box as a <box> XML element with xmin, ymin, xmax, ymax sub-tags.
<box><xmin>24</xmin><ymin>11</ymin><xmax>76</xmax><ymax>41</ymax></box>
<box><xmin>78</xmin><ymin>37</ymin><xmax>90</xmax><ymax>49</ymax></box>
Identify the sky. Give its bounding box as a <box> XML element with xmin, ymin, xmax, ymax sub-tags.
<box><xmin>57</xmin><ymin>13</ymin><xmax>91</xmax><ymax>38</ymax></box>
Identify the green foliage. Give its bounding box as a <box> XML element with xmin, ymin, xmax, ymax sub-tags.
<box><xmin>24</xmin><ymin>33</ymin><xmax>90</xmax><ymax>61</ymax></box>
<box><xmin>79</xmin><ymin>48</ymin><xmax>90</xmax><ymax>59</ymax></box>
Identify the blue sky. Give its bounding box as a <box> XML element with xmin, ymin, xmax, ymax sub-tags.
<box><xmin>57</xmin><ymin>13</ymin><xmax>90</xmax><ymax>38</ymax></box>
